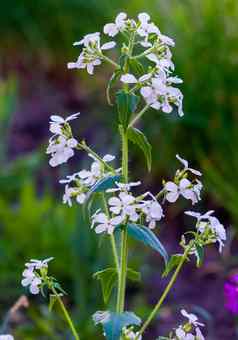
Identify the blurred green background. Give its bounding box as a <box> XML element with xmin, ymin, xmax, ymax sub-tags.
<box><xmin>0</xmin><ymin>1</ymin><xmax>238</xmax><ymax>339</ymax></box>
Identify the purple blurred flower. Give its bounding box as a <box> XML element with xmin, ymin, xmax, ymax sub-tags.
<box><xmin>224</xmin><ymin>274</ymin><xmax>238</xmax><ymax>314</ymax></box>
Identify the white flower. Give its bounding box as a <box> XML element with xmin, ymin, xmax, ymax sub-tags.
<box><xmin>62</xmin><ymin>185</ymin><xmax>84</xmax><ymax>206</ymax></box>
<box><xmin>0</xmin><ymin>335</ymin><xmax>14</xmax><ymax>340</ymax></box>
<box><xmin>68</xmin><ymin>32</ymin><xmax>116</xmax><ymax>75</ymax></box>
<box><xmin>185</xmin><ymin>210</ymin><xmax>226</xmax><ymax>252</ymax></box>
<box><xmin>176</xmin><ymin>154</ymin><xmax>202</xmax><ymax>176</ymax></box>
<box><xmin>21</xmin><ymin>268</ymin><xmax>41</xmax><ymax>294</ymax></box>
<box><xmin>91</xmin><ymin>212</ymin><xmax>122</xmax><ymax>234</ymax></box>
<box><xmin>47</xmin><ymin>136</ymin><xmax>78</xmax><ymax>167</ymax></box>
<box><xmin>181</xmin><ymin>310</ymin><xmax>204</xmax><ymax>327</ymax></box>
<box><xmin>120</xmin><ymin>74</ymin><xmax>138</xmax><ymax>84</ymax></box>
<box><xmin>141</xmin><ymin>200</ymin><xmax>164</xmax><ymax>229</ymax></box>
<box><xmin>107</xmin><ymin>181</ymin><xmax>141</xmax><ymax>193</ymax></box>
<box><xmin>120</xmin><ymin>73</ymin><xmax>152</xmax><ymax>84</ymax></box>
<box><xmin>104</xmin><ymin>12</ymin><xmax>127</xmax><ymax>37</ymax></box>
<box><xmin>21</xmin><ymin>258</ymin><xmax>53</xmax><ymax>294</ymax></box>
<box><xmin>140</xmin><ymin>71</ymin><xmax>184</xmax><ymax>116</ymax></box>
<box><xmin>165</xmin><ymin>178</ymin><xmax>201</xmax><ymax>205</ymax></box>
<box><xmin>47</xmin><ymin>113</ymin><xmax>79</xmax><ymax>167</ymax></box>
<box><xmin>146</xmin><ymin>53</ymin><xmax>175</xmax><ymax>73</ymax></box>
<box><xmin>108</xmin><ymin>192</ymin><xmax>139</xmax><ymax>222</ymax></box>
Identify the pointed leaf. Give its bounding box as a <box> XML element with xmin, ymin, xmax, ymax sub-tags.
<box><xmin>128</xmin><ymin>127</ymin><xmax>152</xmax><ymax>171</ymax></box>
<box><xmin>127</xmin><ymin>223</ymin><xmax>168</xmax><ymax>264</ymax></box>
<box><xmin>103</xmin><ymin>311</ymin><xmax>141</xmax><ymax>340</ymax></box>
<box><xmin>86</xmin><ymin>175</ymin><xmax>121</xmax><ymax>201</ymax></box>
<box><xmin>162</xmin><ymin>254</ymin><xmax>183</xmax><ymax>277</ymax></box>
<box><xmin>93</xmin><ymin>268</ymin><xmax>118</xmax><ymax>304</ymax></box>
<box><xmin>116</xmin><ymin>91</ymin><xmax>140</xmax><ymax>129</ymax></box>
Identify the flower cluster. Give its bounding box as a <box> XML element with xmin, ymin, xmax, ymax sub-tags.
<box><xmin>0</xmin><ymin>336</ymin><xmax>14</xmax><ymax>340</ymax></box>
<box><xmin>91</xmin><ymin>182</ymin><xmax>163</xmax><ymax>234</ymax></box>
<box><xmin>21</xmin><ymin>258</ymin><xmax>53</xmax><ymax>294</ymax></box>
<box><xmin>46</xmin><ymin>113</ymin><xmax>79</xmax><ymax>167</ymax></box>
<box><xmin>171</xmin><ymin>309</ymin><xmax>205</xmax><ymax>340</ymax></box>
<box><xmin>68</xmin><ymin>12</ymin><xmax>184</xmax><ymax>117</ymax></box>
<box><xmin>60</xmin><ymin>153</ymin><xmax>118</xmax><ymax>206</ymax></box>
<box><xmin>164</xmin><ymin>155</ymin><xmax>202</xmax><ymax>205</ymax></box>
<box><xmin>68</xmin><ymin>32</ymin><xmax>116</xmax><ymax>75</ymax></box>
<box><xmin>224</xmin><ymin>274</ymin><xmax>238</xmax><ymax>314</ymax></box>
<box><xmin>185</xmin><ymin>210</ymin><xmax>226</xmax><ymax>253</ymax></box>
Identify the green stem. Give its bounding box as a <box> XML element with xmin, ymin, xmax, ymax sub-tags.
<box><xmin>116</xmin><ymin>129</ymin><xmax>129</xmax><ymax>313</ymax></box>
<box><xmin>52</xmin><ymin>288</ymin><xmax>80</xmax><ymax>340</ymax></box>
<box><xmin>78</xmin><ymin>141</ymin><xmax>115</xmax><ymax>173</ymax></box>
<box><xmin>102</xmin><ymin>54</ymin><xmax>120</xmax><ymax>69</ymax></box>
<box><xmin>128</xmin><ymin>104</ymin><xmax>150</xmax><ymax>128</ymax></box>
<box><xmin>101</xmin><ymin>193</ymin><xmax>120</xmax><ymax>273</ymax></box>
<box><xmin>136</xmin><ymin>247</ymin><xmax>191</xmax><ymax>338</ymax></box>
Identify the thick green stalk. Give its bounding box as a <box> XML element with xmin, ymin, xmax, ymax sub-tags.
<box><xmin>116</xmin><ymin>129</ymin><xmax>129</xmax><ymax>313</ymax></box>
<box><xmin>51</xmin><ymin>288</ymin><xmax>80</xmax><ymax>340</ymax></box>
<box><xmin>136</xmin><ymin>247</ymin><xmax>191</xmax><ymax>338</ymax></box>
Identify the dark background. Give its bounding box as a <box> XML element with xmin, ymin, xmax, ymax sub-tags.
<box><xmin>0</xmin><ymin>1</ymin><xmax>238</xmax><ymax>339</ymax></box>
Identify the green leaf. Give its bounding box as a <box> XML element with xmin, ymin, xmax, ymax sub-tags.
<box><xmin>116</xmin><ymin>91</ymin><xmax>140</xmax><ymax>129</ymax></box>
<box><xmin>127</xmin><ymin>223</ymin><xmax>168</xmax><ymax>264</ymax></box>
<box><xmin>93</xmin><ymin>268</ymin><xmax>118</xmax><ymax>304</ymax></box>
<box><xmin>128</xmin><ymin>59</ymin><xmax>145</xmax><ymax>76</ymax></box>
<box><xmin>86</xmin><ymin>175</ymin><xmax>121</xmax><ymax>201</ymax></box>
<box><xmin>107</xmin><ymin>70</ymin><xmax>121</xmax><ymax>105</ymax></box>
<box><xmin>103</xmin><ymin>311</ymin><xmax>141</xmax><ymax>340</ymax></box>
<box><xmin>127</xmin><ymin>268</ymin><xmax>141</xmax><ymax>282</ymax></box>
<box><xmin>127</xmin><ymin>127</ymin><xmax>152</xmax><ymax>171</ymax></box>
<box><xmin>162</xmin><ymin>254</ymin><xmax>183</xmax><ymax>277</ymax></box>
<box><xmin>49</xmin><ymin>294</ymin><xmax>57</xmax><ymax>312</ymax></box>
<box><xmin>195</xmin><ymin>243</ymin><xmax>204</xmax><ymax>267</ymax></box>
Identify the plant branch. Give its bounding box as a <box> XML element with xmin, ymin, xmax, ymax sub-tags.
<box><xmin>128</xmin><ymin>104</ymin><xmax>150</xmax><ymax>128</ymax></box>
<box><xmin>136</xmin><ymin>246</ymin><xmax>192</xmax><ymax>338</ymax></box>
<box><xmin>51</xmin><ymin>288</ymin><xmax>80</xmax><ymax>340</ymax></box>
<box><xmin>102</xmin><ymin>54</ymin><xmax>120</xmax><ymax>69</ymax></box>
<box><xmin>78</xmin><ymin>141</ymin><xmax>116</xmax><ymax>173</ymax></box>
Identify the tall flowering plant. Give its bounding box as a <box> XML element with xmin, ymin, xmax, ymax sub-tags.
<box><xmin>20</xmin><ymin>12</ymin><xmax>226</xmax><ymax>340</ymax></box>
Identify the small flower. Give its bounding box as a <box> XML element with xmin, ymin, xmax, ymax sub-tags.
<box><xmin>185</xmin><ymin>210</ymin><xmax>226</xmax><ymax>252</ymax></box>
<box><xmin>68</xmin><ymin>32</ymin><xmax>116</xmax><ymax>75</ymax></box>
<box><xmin>91</xmin><ymin>212</ymin><xmax>122</xmax><ymax>234</ymax></box>
<box><xmin>108</xmin><ymin>192</ymin><xmax>139</xmax><ymax>222</ymax></box>
<box><xmin>224</xmin><ymin>274</ymin><xmax>238</xmax><ymax>314</ymax></box>
<box><xmin>107</xmin><ymin>181</ymin><xmax>141</xmax><ymax>193</ymax></box>
<box><xmin>21</xmin><ymin>258</ymin><xmax>53</xmax><ymax>295</ymax></box>
<box><xmin>104</xmin><ymin>12</ymin><xmax>127</xmax><ymax>37</ymax></box>
<box><xmin>140</xmin><ymin>72</ymin><xmax>184</xmax><ymax>116</ymax></box>
<box><xmin>176</xmin><ymin>154</ymin><xmax>202</xmax><ymax>176</ymax></box>
<box><xmin>141</xmin><ymin>199</ymin><xmax>164</xmax><ymax>229</ymax></box>
<box><xmin>120</xmin><ymin>73</ymin><xmax>152</xmax><ymax>84</ymax></box>
<box><xmin>181</xmin><ymin>309</ymin><xmax>204</xmax><ymax>327</ymax></box>
<box><xmin>165</xmin><ymin>178</ymin><xmax>201</xmax><ymax>205</ymax></box>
